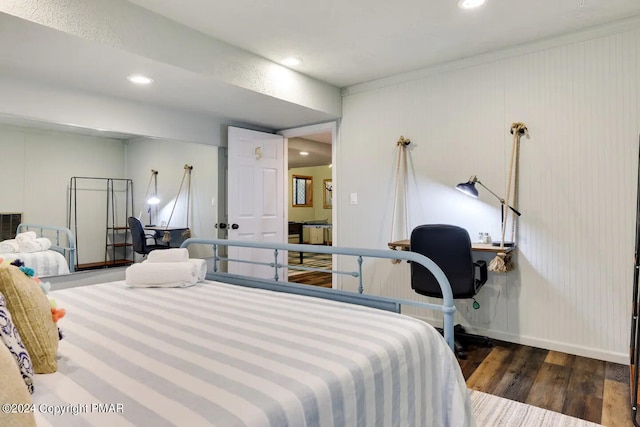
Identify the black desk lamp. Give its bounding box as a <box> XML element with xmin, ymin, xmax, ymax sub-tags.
<box><xmin>456</xmin><ymin>175</ymin><xmax>521</xmax><ymax>247</ymax></box>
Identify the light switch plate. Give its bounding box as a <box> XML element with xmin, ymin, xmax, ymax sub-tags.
<box><xmin>350</xmin><ymin>193</ymin><xmax>358</xmax><ymax>205</ymax></box>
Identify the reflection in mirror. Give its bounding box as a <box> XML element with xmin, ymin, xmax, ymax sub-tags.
<box><xmin>323</xmin><ymin>179</ymin><xmax>332</xmax><ymax>209</ymax></box>
<box><xmin>292</xmin><ymin>175</ymin><xmax>313</xmax><ymax>207</ymax></box>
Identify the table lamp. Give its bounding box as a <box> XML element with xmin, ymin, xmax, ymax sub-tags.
<box><xmin>456</xmin><ymin>175</ymin><xmax>521</xmax><ymax>247</ymax></box>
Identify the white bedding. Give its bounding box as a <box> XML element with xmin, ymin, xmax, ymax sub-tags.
<box><xmin>0</xmin><ymin>250</ymin><xmax>70</xmax><ymax>276</ymax></box>
<box><xmin>32</xmin><ymin>280</ymin><xmax>474</xmax><ymax>427</ymax></box>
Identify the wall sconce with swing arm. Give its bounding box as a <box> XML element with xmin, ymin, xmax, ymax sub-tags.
<box><xmin>455</xmin><ymin>175</ymin><xmax>521</xmax><ymax>247</ymax></box>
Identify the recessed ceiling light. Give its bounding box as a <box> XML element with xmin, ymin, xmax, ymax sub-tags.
<box><xmin>127</xmin><ymin>74</ymin><xmax>154</xmax><ymax>85</ymax></box>
<box><xmin>299</xmin><ymin>151</ymin><xmax>309</xmax><ymax>156</ymax></box>
<box><xmin>282</xmin><ymin>57</ymin><xmax>303</xmax><ymax>67</ymax></box>
<box><xmin>458</xmin><ymin>0</ymin><xmax>485</xmax><ymax>9</ymax></box>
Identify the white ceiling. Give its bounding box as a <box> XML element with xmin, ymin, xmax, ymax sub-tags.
<box><xmin>0</xmin><ymin>12</ymin><xmax>335</xmax><ymax>131</ymax></box>
<box><xmin>1</xmin><ymin>1</ymin><xmax>640</xmax><ymax>138</ymax></box>
<box><xmin>127</xmin><ymin>0</ymin><xmax>640</xmax><ymax>87</ymax></box>
<box><xmin>288</xmin><ymin>136</ymin><xmax>332</xmax><ymax>169</ymax></box>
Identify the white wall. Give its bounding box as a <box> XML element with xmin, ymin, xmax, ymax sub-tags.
<box><xmin>0</xmin><ymin>123</ymin><xmax>127</xmax><ymax>263</ymax></box>
<box><xmin>338</xmin><ymin>27</ymin><xmax>640</xmax><ymax>363</ymax></box>
<box><xmin>126</xmin><ymin>137</ymin><xmax>218</xmax><ymax>259</ymax></box>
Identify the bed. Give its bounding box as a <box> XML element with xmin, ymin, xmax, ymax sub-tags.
<box><xmin>0</xmin><ymin>224</ymin><xmax>75</xmax><ymax>277</ymax></box>
<box><xmin>30</xmin><ymin>239</ymin><xmax>473</xmax><ymax>427</ymax></box>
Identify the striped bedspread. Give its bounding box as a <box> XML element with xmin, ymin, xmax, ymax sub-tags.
<box><xmin>0</xmin><ymin>250</ymin><xmax>69</xmax><ymax>276</ymax></box>
<box><xmin>32</xmin><ymin>281</ymin><xmax>474</xmax><ymax>427</ymax></box>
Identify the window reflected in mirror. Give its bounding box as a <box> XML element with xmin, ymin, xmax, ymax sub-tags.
<box><xmin>292</xmin><ymin>175</ymin><xmax>313</xmax><ymax>207</ymax></box>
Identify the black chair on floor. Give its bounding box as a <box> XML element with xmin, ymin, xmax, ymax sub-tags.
<box><xmin>410</xmin><ymin>224</ymin><xmax>493</xmax><ymax>359</ymax></box>
<box><xmin>128</xmin><ymin>216</ymin><xmax>170</xmax><ymax>257</ymax></box>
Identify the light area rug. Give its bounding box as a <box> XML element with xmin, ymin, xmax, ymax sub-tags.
<box><xmin>470</xmin><ymin>390</ymin><xmax>603</xmax><ymax>427</ymax></box>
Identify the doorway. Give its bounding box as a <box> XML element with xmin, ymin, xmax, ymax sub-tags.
<box><xmin>280</xmin><ymin>122</ymin><xmax>337</xmax><ymax>288</ymax></box>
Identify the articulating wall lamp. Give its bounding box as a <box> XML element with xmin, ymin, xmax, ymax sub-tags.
<box><xmin>143</xmin><ymin>169</ymin><xmax>160</xmax><ymax>226</ymax></box>
<box><xmin>146</xmin><ymin>170</ymin><xmax>160</xmax><ymax>205</ymax></box>
<box><xmin>456</xmin><ymin>175</ymin><xmax>521</xmax><ymax>246</ymax></box>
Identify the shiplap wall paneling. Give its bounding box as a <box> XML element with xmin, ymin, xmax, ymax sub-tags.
<box><xmin>338</xmin><ymin>26</ymin><xmax>640</xmax><ymax>363</ymax></box>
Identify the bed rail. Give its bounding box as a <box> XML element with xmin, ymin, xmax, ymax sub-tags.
<box><xmin>16</xmin><ymin>224</ymin><xmax>76</xmax><ymax>273</ymax></box>
<box><xmin>181</xmin><ymin>238</ymin><xmax>456</xmax><ymax>351</ymax></box>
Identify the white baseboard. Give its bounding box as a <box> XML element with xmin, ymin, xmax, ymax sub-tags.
<box><xmin>414</xmin><ymin>315</ymin><xmax>628</xmax><ymax>365</ymax></box>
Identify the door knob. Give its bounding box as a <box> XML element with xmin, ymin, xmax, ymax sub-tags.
<box><xmin>215</xmin><ymin>223</ymin><xmax>227</xmax><ymax>229</ymax></box>
<box><xmin>231</xmin><ymin>223</ymin><xmax>239</xmax><ymax>230</ymax></box>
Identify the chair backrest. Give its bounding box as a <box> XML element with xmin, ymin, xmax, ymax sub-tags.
<box><xmin>128</xmin><ymin>217</ymin><xmax>149</xmax><ymax>255</ymax></box>
<box><xmin>410</xmin><ymin>224</ymin><xmax>480</xmax><ymax>299</ymax></box>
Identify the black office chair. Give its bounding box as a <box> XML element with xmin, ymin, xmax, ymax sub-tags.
<box><xmin>410</xmin><ymin>224</ymin><xmax>493</xmax><ymax>359</ymax></box>
<box><xmin>128</xmin><ymin>217</ymin><xmax>170</xmax><ymax>257</ymax></box>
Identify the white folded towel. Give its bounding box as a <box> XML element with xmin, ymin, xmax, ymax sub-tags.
<box><xmin>142</xmin><ymin>257</ymin><xmax>207</xmax><ymax>281</ymax></box>
<box><xmin>19</xmin><ymin>237</ymin><xmax>52</xmax><ymax>253</ymax></box>
<box><xmin>188</xmin><ymin>259</ymin><xmax>207</xmax><ymax>281</ymax></box>
<box><xmin>125</xmin><ymin>262</ymin><xmax>198</xmax><ymax>288</ymax></box>
<box><xmin>146</xmin><ymin>248</ymin><xmax>189</xmax><ymax>263</ymax></box>
<box><xmin>0</xmin><ymin>239</ymin><xmax>19</xmax><ymax>253</ymax></box>
<box><xmin>15</xmin><ymin>231</ymin><xmax>37</xmax><ymax>242</ymax></box>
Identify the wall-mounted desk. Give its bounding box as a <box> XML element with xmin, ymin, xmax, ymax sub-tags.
<box><xmin>388</xmin><ymin>239</ymin><xmax>516</xmax><ymax>272</ymax></box>
<box><xmin>387</xmin><ymin>239</ymin><xmax>515</xmax><ymax>253</ymax></box>
<box><xmin>145</xmin><ymin>226</ymin><xmax>189</xmax><ymax>248</ymax></box>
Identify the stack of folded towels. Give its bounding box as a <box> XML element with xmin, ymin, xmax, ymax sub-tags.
<box><xmin>0</xmin><ymin>231</ymin><xmax>52</xmax><ymax>253</ymax></box>
<box><xmin>125</xmin><ymin>248</ymin><xmax>207</xmax><ymax>288</ymax></box>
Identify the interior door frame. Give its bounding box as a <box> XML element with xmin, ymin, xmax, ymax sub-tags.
<box><xmin>279</xmin><ymin>121</ymin><xmax>339</xmax><ymax>288</ymax></box>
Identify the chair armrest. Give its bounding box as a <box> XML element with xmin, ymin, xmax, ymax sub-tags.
<box><xmin>474</xmin><ymin>260</ymin><xmax>488</xmax><ymax>289</ymax></box>
<box><xmin>144</xmin><ymin>233</ymin><xmax>159</xmax><ymax>244</ymax></box>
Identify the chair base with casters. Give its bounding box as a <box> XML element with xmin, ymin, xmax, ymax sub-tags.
<box><xmin>431</xmin><ymin>324</ymin><xmax>493</xmax><ymax>359</ymax></box>
<box><xmin>410</xmin><ymin>224</ymin><xmax>494</xmax><ymax>359</ymax></box>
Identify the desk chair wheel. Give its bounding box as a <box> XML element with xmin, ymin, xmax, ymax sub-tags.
<box><xmin>455</xmin><ymin>342</ymin><xmax>468</xmax><ymax>360</ymax></box>
<box><xmin>436</xmin><ymin>325</ymin><xmax>493</xmax><ymax>359</ymax></box>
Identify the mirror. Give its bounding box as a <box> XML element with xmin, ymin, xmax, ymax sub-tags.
<box><xmin>323</xmin><ymin>179</ymin><xmax>332</xmax><ymax>209</ymax></box>
<box><xmin>292</xmin><ymin>175</ymin><xmax>313</xmax><ymax>207</ymax></box>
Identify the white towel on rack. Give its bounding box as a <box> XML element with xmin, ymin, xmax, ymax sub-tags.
<box><xmin>15</xmin><ymin>231</ymin><xmax>37</xmax><ymax>242</ymax></box>
<box><xmin>19</xmin><ymin>237</ymin><xmax>52</xmax><ymax>253</ymax></box>
<box><xmin>0</xmin><ymin>239</ymin><xmax>19</xmax><ymax>253</ymax></box>
<box><xmin>125</xmin><ymin>262</ymin><xmax>198</xmax><ymax>288</ymax></box>
<box><xmin>146</xmin><ymin>248</ymin><xmax>189</xmax><ymax>263</ymax></box>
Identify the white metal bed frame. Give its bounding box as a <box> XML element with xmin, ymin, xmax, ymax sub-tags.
<box><xmin>16</xmin><ymin>223</ymin><xmax>76</xmax><ymax>273</ymax></box>
<box><xmin>180</xmin><ymin>238</ymin><xmax>456</xmax><ymax>351</ymax></box>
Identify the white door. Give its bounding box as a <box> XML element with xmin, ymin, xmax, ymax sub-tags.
<box><xmin>227</xmin><ymin>126</ymin><xmax>286</xmax><ymax>279</ymax></box>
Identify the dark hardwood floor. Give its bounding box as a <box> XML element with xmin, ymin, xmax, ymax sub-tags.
<box><xmin>288</xmin><ymin>271</ymin><xmax>332</xmax><ymax>287</ymax></box>
<box><xmin>287</xmin><ymin>251</ymin><xmax>332</xmax><ymax>287</ymax></box>
<box><xmin>462</xmin><ymin>341</ymin><xmax>633</xmax><ymax>426</ymax></box>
